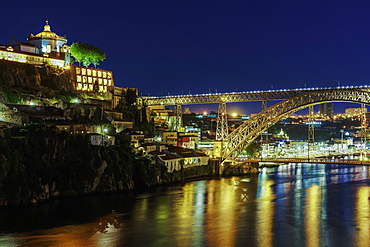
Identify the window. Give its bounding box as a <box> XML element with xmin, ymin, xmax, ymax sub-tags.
<box><xmin>46</xmin><ymin>44</ymin><xmax>51</xmax><ymax>53</ymax></box>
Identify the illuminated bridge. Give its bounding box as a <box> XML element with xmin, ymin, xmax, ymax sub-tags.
<box><xmin>141</xmin><ymin>85</ymin><xmax>370</xmax><ymax>163</ymax></box>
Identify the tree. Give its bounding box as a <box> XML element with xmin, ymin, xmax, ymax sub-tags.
<box><xmin>243</xmin><ymin>142</ymin><xmax>261</xmax><ymax>157</ymax></box>
<box><xmin>70</xmin><ymin>42</ymin><xmax>106</xmax><ymax>67</ymax></box>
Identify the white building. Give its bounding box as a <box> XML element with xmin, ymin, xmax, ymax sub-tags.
<box><xmin>1</xmin><ymin>21</ymin><xmax>70</xmax><ymax>67</ymax></box>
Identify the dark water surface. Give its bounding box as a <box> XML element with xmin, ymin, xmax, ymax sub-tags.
<box><xmin>0</xmin><ymin>163</ymin><xmax>370</xmax><ymax>247</ymax></box>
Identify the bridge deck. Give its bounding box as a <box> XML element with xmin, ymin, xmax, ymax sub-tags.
<box><xmin>142</xmin><ymin>85</ymin><xmax>370</xmax><ymax>106</ymax></box>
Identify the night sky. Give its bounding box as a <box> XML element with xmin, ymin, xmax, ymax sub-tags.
<box><xmin>1</xmin><ymin>1</ymin><xmax>370</xmax><ymax>113</ymax></box>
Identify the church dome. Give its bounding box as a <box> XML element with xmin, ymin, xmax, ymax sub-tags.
<box><xmin>33</xmin><ymin>20</ymin><xmax>65</xmax><ymax>39</ymax></box>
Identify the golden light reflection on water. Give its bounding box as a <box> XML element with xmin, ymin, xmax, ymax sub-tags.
<box><xmin>5</xmin><ymin>214</ymin><xmax>123</xmax><ymax>247</ymax></box>
<box><xmin>205</xmin><ymin>178</ymin><xmax>238</xmax><ymax>247</ymax></box>
<box><xmin>355</xmin><ymin>186</ymin><xmax>370</xmax><ymax>247</ymax></box>
<box><xmin>4</xmin><ymin>164</ymin><xmax>370</xmax><ymax>246</ymax></box>
<box><xmin>305</xmin><ymin>185</ymin><xmax>322</xmax><ymax>247</ymax></box>
<box><xmin>256</xmin><ymin>179</ymin><xmax>275</xmax><ymax>247</ymax></box>
<box><xmin>172</xmin><ymin>182</ymin><xmax>195</xmax><ymax>246</ymax></box>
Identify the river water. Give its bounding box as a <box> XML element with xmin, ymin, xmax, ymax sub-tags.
<box><xmin>0</xmin><ymin>163</ymin><xmax>370</xmax><ymax>247</ymax></box>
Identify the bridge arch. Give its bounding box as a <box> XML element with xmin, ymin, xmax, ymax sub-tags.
<box><xmin>221</xmin><ymin>88</ymin><xmax>370</xmax><ymax>161</ymax></box>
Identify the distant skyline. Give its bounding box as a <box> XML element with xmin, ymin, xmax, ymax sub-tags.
<box><xmin>1</xmin><ymin>1</ymin><xmax>370</xmax><ymax>114</ymax></box>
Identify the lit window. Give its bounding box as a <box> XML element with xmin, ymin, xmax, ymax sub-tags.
<box><xmin>87</xmin><ymin>69</ymin><xmax>91</xmax><ymax>76</ymax></box>
<box><xmin>108</xmin><ymin>80</ymin><xmax>112</xmax><ymax>86</ymax></box>
<box><xmin>77</xmin><ymin>83</ymin><xmax>82</xmax><ymax>90</ymax></box>
<box><xmin>46</xmin><ymin>44</ymin><xmax>51</xmax><ymax>53</ymax></box>
<box><xmin>99</xmin><ymin>78</ymin><xmax>102</xmax><ymax>84</ymax></box>
<box><xmin>76</xmin><ymin>67</ymin><xmax>81</xmax><ymax>74</ymax></box>
<box><xmin>89</xmin><ymin>84</ymin><xmax>93</xmax><ymax>91</ymax></box>
<box><xmin>98</xmin><ymin>71</ymin><xmax>102</xmax><ymax>77</ymax></box>
<box><xmin>103</xmin><ymin>72</ymin><xmax>107</xmax><ymax>78</ymax></box>
<box><xmin>93</xmin><ymin>70</ymin><xmax>97</xmax><ymax>77</ymax></box>
<box><xmin>83</xmin><ymin>76</ymin><xmax>87</xmax><ymax>83</ymax></box>
<box><xmin>88</xmin><ymin>77</ymin><xmax>92</xmax><ymax>83</ymax></box>
<box><xmin>82</xmin><ymin>68</ymin><xmax>86</xmax><ymax>75</ymax></box>
<box><xmin>103</xmin><ymin>79</ymin><xmax>107</xmax><ymax>85</ymax></box>
<box><xmin>77</xmin><ymin>76</ymin><xmax>81</xmax><ymax>82</ymax></box>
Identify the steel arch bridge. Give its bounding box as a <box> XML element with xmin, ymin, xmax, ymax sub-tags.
<box><xmin>221</xmin><ymin>88</ymin><xmax>370</xmax><ymax>162</ymax></box>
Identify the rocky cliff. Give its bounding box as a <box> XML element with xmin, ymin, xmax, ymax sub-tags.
<box><xmin>0</xmin><ymin>125</ymin><xmax>220</xmax><ymax>207</ymax></box>
<box><xmin>0</xmin><ymin>125</ymin><xmax>136</xmax><ymax>206</ymax></box>
<box><xmin>0</xmin><ymin>60</ymin><xmax>75</xmax><ymax>98</ymax></box>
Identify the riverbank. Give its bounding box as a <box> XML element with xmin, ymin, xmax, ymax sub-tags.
<box><xmin>0</xmin><ymin>125</ymin><xmax>259</xmax><ymax>207</ymax></box>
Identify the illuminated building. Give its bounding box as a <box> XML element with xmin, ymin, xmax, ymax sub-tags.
<box><xmin>178</xmin><ymin>133</ymin><xmax>199</xmax><ymax>149</ymax></box>
<box><xmin>70</xmin><ymin>65</ymin><xmax>114</xmax><ymax>94</ymax></box>
<box><xmin>319</xmin><ymin>103</ymin><xmax>334</xmax><ymax>118</ymax></box>
<box><xmin>345</xmin><ymin>107</ymin><xmax>367</xmax><ymax>117</ymax></box>
<box><xmin>1</xmin><ymin>21</ymin><xmax>70</xmax><ymax>66</ymax></box>
<box><xmin>184</xmin><ymin>107</ymin><xmax>191</xmax><ymax>114</ymax></box>
<box><xmin>28</xmin><ymin>21</ymin><xmax>69</xmax><ymax>59</ymax></box>
<box><xmin>147</xmin><ymin>105</ymin><xmax>174</xmax><ymax>126</ymax></box>
<box><xmin>0</xmin><ymin>21</ymin><xmax>121</xmax><ymax>101</ymax></box>
<box><xmin>162</xmin><ymin>131</ymin><xmax>178</xmax><ymax>146</ymax></box>
<box><xmin>0</xmin><ymin>45</ymin><xmax>66</xmax><ymax>67</ymax></box>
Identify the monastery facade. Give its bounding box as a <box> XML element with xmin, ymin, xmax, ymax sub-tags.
<box><xmin>0</xmin><ymin>21</ymin><xmax>115</xmax><ymax>95</ymax></box>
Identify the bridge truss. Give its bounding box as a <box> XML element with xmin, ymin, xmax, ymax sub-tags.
<box><xmin>221</xmin><ymin>88</ymin><xmax>370</xmax><ymax>162</ymax></box>
<box><xmin>143</xmin><ymin>86</ymin><xmax>370</xmax><ymax>135</ymax></box>
<box><xmin>142</xmin><ymin>86</ymin><xmax>370</xmax><ymax>106</ymax></box>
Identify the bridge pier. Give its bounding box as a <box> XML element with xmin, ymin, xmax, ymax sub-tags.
<box><xmin>171</xmin><ymin>104</ymin><xmax>183</xmax><ymax>132</ymax></box>
<box><xmin>216</xmin><ymin>102</ymin><xmax>228</xmax><ymax>140</ymax></box>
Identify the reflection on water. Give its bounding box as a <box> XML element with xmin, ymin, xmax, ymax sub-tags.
<box><xmin>305</xmin><ymin>185</ymin><xmax>321</xmax><ymax>247</ymax></box>
<box><xmin>1</xmin><ymin>163</ymin><xmax>370</xmax><ymax>246</ymax></box>
<box><xmin>356</xmin><ymin>186</ymin><xmax>370</xmax><ymax>247</ymax></box>
<box><xmin>256</xmin><ymin>170</ymin><xmax>275</xmax><ymax>247</ymax></box>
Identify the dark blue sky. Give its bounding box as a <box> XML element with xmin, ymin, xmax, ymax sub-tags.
<box><xmin>1</xmin><ymin>1</ymin><xmax>370</xmax><ymax>113</ymax></box>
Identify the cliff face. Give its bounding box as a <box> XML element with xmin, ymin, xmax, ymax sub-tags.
<box><xmin>0</xmin><ymin>126</ymin><xmax>136</xmax><ymax>206</ymax></box>
<box><xmin>0</xmin><ymin>125</ymin><xmax>221</xmax><ymax>207</ymax></box>
<box><xmin>0</xmin><ymin>60</ymin><xmax>75</xmax><ymax>97</ymax></box>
